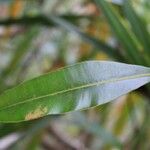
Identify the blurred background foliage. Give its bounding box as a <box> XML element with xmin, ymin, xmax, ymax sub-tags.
<box><xmin>0</xmin><ymin>0</ymin><xmax>149</xmax><ymax>149</ymax></box>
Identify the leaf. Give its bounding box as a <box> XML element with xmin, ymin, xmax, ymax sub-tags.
<box><xmin>0</xmin><ymin>27</ymin><xmax>39</xmax><ymax>93</ymax></box>
<box><xmin>0</xmin><ymin>61</ymin><xmax>150</xmax><ymax>123</ymax></box>
<box><xmin>94</xmin><ymin>0</ymin><xmax>145</xmax><ymax>65</ymax></box>
<box><xmin>123</xmin><ymin>0</ymin><xmax>150</xmax><ymax>64</ymax></box>
<box><xmin>1</xmin><ymin>27</ymin><xmax>39</xmax><ymax>79</ymax></box>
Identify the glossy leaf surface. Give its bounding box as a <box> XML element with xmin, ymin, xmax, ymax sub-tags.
<box><xmin>0</xmin><ymin>61</ymin><xmax>150</xmax><ymax>122</ymax></box>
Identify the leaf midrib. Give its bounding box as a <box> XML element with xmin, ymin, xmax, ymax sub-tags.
<box><xmin>0</xmin><ymin>73</ymin><xmax>150</xmax><ymax>111</ymax></box>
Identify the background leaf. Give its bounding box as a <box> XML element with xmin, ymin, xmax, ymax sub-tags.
<box><xmin>123</xmin><ymin>0</ymin><xmax>150</xmax><ymax>64</ymax></box>
<box><xmin>94</xmin><ymin>0</ymin><xmax>147</xmax><ymax>65</ymax></box>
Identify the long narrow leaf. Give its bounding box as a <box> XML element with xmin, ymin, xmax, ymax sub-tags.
<box><xmin>1</xmin><ymin>27</ymin><xmax>38</xmax><ymax>79</ymax></box>
<box><xmin>0</xmin><ymin>61</ymin><xmax>149</xmax><ymax>122</ymax></box>
<box><xmin>123</xmin><ymin>0</ymin><xmax>150</xmax><ymax>64</ymax></box>
<box><xmin>0</xmin><ymin>27</ymin><xmax>39</xmax><ymax>93</ymax></box>
<box><xmin>94</xmin><ymin>0</ymin><xmax>144</xmax><ymax>65</ymax></box>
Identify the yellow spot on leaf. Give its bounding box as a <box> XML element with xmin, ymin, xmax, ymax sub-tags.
<box><xmin>25</xmin><ymin>106</ymin><xmax>47</xmax><ymax>121</ymax></box>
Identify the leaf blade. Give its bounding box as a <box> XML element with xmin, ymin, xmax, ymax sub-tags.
<box><xmin>123</xmin><ymin>0</ymin><xmax>150</xmax><ymax>64</ymax></box>
<box><xmin>0</xmin><ymin>61</ymin><xmax>150</xmax><ymax>122</ymax></box>
<box><xmin>94</xmin><ymin>0</ymin><xmax>146</xmax><ymax>65</ymax></box>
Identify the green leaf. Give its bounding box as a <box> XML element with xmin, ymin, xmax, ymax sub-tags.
<box><xmin>123</xmin><ymin>0</ymin><xmax>150</xmax><ymax>64</ymax></box>
<box><xmin>94</xmin><ymin>0</ymin><xmax>144</xmax><ymax>65</ymax></box>
<box><xmin>0</xmin><ymin>27</ymin><xmax>39</xmax><ymax>93</ymax></box>
<box><xmin>1</xmin><ymin>27</ymin><xmax>39</xmax><ymax>79</ymax></box>
<box><xmin>0</xmin><ymin>61</ymin><xmax>150</xmax><ymax>123</ymax></box>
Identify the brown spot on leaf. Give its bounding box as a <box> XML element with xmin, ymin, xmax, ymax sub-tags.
<box><xmin>25</xmin><ymin>106</ymin><xmax>48</xmax><ymax>121</ymax></box>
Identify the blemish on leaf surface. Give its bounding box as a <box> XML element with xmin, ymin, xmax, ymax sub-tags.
<box><xmin>25</xmin><ymin>106</ymin><xmax>47</xmax><ymax>120</ymax></box>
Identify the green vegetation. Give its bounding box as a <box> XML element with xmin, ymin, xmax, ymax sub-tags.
<box><xmin>0</xmin><ymin>0</ymin><xmax>149</xmax><ymax>149</ymax></box>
